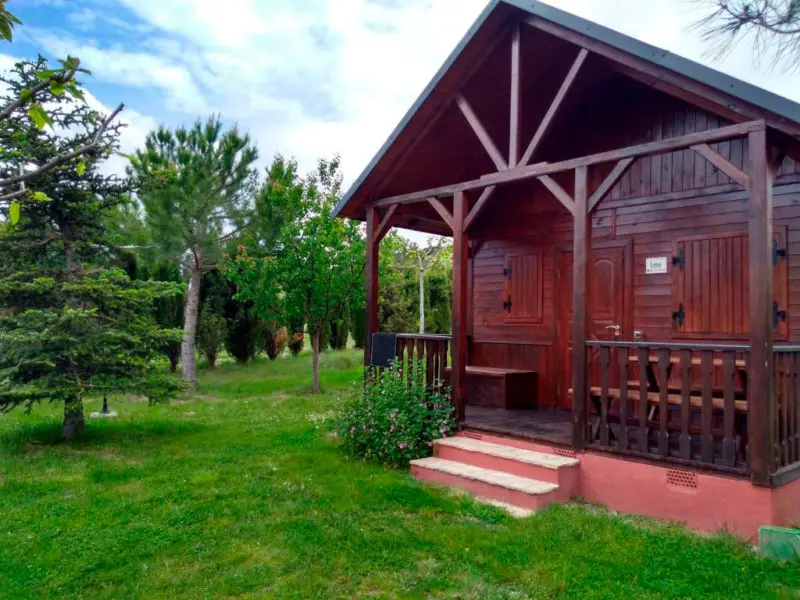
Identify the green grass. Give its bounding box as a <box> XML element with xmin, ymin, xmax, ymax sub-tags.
<box><xmin>1</xmin><ymin>349</ymin><xmax>799</xmax><ymax>599</ymax></box>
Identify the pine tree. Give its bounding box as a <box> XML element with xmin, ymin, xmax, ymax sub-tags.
<box><xmin>0</xmin><ymin>58</ymin><xmax>182</xmax><ymax>439</ymax></box>
<box><xmin>129</xmin><ymin>117</ymin><xmax>259</xmax><ymax>386</ymax></box>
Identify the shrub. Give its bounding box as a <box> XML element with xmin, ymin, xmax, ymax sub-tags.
<box><xmin>225</xmin><ymin>302</ymin><xmax>261</xmax><ymax>364</ymax></box>
<box><xmin>336</xmin><ymin>359</ymin><xmax>456</xmax><ymax>469</ymax></box>
<box><xmin>330</xmin><ymin>317</ymin><xmax>349</xmax><ymax>350</ymax></box>
<box><xmin>288</xmin><ymin>331</ymin><xmax>304</xmax><ymax>356</ymax></box>
<box><xmin>265</xmin><ymin>325</ymin><xmax>289</xmax><ymax>360</ymax></box>
<box><xmin>196</xmin><ymin>300</ymin><xmax>227</xmax><ymax>368</ymax></box>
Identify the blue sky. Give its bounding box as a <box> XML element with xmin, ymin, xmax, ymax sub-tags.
<box><xmin>5</xmin><ymin>0</ymin><xmax>800</xmax><ymax>190</ymax></box>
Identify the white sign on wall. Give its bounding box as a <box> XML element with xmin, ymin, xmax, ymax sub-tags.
<box><xmin>645</xmin><ymin>257</ymin><xmax>669</xmax><ymax>275</ymax></box>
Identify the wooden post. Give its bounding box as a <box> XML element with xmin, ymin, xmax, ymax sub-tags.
<box><xmin>451</xmin><ymin>191</ymin><xmax>469</xmax><ymax>422</ymax></box>
<box><xmin>572</xmin><ymin>166</ymin><xmax>590</xmax><ymax>449</ymax></box>
<box><xmin>364</xmin><ymin>206</ymin><xmax>380</xmax><ymax>367</ymax></box>
<box><xmin>747</xmin><ymin>125</ymin><xmax>775</xmax><ymax>486</ymax></box>
<box><xmin>509</xmin><ymin>24</ymin><xmax>521</xmax><ymax>168</ymax></box>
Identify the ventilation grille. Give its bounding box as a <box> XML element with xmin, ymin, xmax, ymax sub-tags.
<box><xmin>666</xmin><ymin>469</ymin><xmax>698</xmax><ymax>489</ymax></box>
<box><xmin>554</xmin><ymin>448</ymin><xmax>577</xmax><ymax>459</ymax></box>
<box><xmin>461</xmin><ymin>431</ymin><xmax>483</xmax><ymax>440</ymax></box>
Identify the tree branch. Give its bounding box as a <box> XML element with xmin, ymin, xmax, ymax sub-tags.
<box><xmin>0</xmin><ymin>67</ymin><xmax>77</xmax><ymax>122</ymax></box>
<box><xmin>0</xmin><ymin>103</ymin><xmax>124</xmax><ymax>190</ymax></box>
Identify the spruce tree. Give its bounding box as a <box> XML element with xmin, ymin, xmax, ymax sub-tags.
<box><xmin>0</xmin><ymin>59</ymin><xmax>182</xmax><ymax>439</ymax></box>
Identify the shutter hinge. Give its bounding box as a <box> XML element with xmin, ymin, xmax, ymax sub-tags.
<box><xmin>503</xmin><ymin>295</ymin><xmax>512</xmax><ymax>313</ymax></box>
<box><xmin>672</xmin><ymin>248</ymin><xmax>685</xmax><ymax>270</ymax></box>
<box><xmin>773</xmin><ymin>239</ymin><xmax>787</xmax><ymax>266</ymax></box>
<box><xmin>672</xmin><ymin>303</ymin><xmax>685</xmax><ymax>328</ymax></box>
<box><xmin>503</xmin><ymin>266</ymin><xmax>512</xmax><ymax>278</ymax></box>
<box><xmin>773</xmin><ymin>301</ymin><xmax>787</xmax><ymax>329</ymax></box>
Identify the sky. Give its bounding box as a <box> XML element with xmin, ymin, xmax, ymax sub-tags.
<box><xmin>4</xmin><ymin>0</ymin><xmax>799</xmax><ymax>221</ymax></box>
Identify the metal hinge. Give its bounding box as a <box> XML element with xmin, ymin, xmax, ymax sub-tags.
<box><xmin>672</xmin><ymin>303</ymin><xmax>685</xmax><ymax>328</ymax></box>
<box><xmin>773</xmin><ymin>301</ymin><xmax>787</xmax><ymax>329</ymax></box>
<box><xmin>773</xmin><ymin>239</ymin><xmax>787</xmax><ymax>266</ymax></box>
<box><xmin>503</xmin><ymin>295</ymin><xmax>512</xmax><ymax>313</ymax></box>
<box><xmin>503</xmin><ymin>266</ymin><xmax>512</xmax><ymax>278</ymax></box>
<box><xmin>672</xmin><ymin>248</ymin><xmax>685</xmax><ymax>270</ymax></box>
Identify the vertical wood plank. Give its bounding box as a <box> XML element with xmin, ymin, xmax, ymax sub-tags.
<box><xmin>722</xmin><ymin>351</ymin><xmax>736</xmax><ymax>466</ymax></box>
<box><xmin>572</xmin><ymin>166</ymin><xmax>590</xmax><ymax>449</ymax></box>
<box><xmin>599</xmin><ymin>345</ymin><xmax>610</xmax><ymax>447</ymax></box>
<box><xmin>509</xmin><ymin>24</ymin><xmax>521</xmax><ymax>167</ymax></box>
<box><xmin>679</xmin><ymin>349</ymin><xmax>692</xmax><ymax>459</ymax></box>
<box><xmin>701</xmin><ymin>350</ymin><xmax>714</xmax><ymax>463</ymax></box>
<box><xmin>780</xmin><ymin>353</ymin><xmax>789</xmax><ymax>466</ymax></box>
<box><xmin>618</xmin><ymin>348</ymin><xmax>630</xmax><ymax>450</ymax></box>
<box><xmin>451</xmin><ymin>192</ymin><xmax>469</xmax><ymax>422</ymax></box>
<box><xmin>794</xmin><ymin>353</ymin><xmax>800</xmax><ymax>463</ymax></box>
<box><xmin>364</xmin><ymin>207</ymin><xmax>380</xmax><ymax>367</ymax></box>
<box><xmin>638</xmin><ymin>347</ymin><xmax>649</xmax><ymax>453</ymax></box>
<box><xmin>747</xmin><ymin>125</ymin><xmax>775</xmax><ymax>485</ymax></box>
<box><xmin>658</xmin><ymin>349</ymin><xmax>670</xmax><ymax>456</ymax></box>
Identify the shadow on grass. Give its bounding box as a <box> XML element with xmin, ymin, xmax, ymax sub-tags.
<box><xmin>0</xmin><ymin>418</ymin><xmax>207</xmax><ymax>454</ymax></box>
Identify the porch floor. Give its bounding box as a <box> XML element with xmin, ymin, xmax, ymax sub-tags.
<box><xmin>463</xmin><ymin>406</ymin><xmax>572</xmax><ymax>446</ymax></box>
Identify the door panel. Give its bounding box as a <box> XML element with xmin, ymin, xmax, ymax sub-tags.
<box><xmin>556</xmin><ymin>245</ymin><xmax>627</xmax><ymax>409</ymax></box>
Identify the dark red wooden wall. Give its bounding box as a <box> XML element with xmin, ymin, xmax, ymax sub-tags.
<box><xmin>465</xmin><ymin>97</ymin><xmax>800</xmax><ymax>408</ymax></box>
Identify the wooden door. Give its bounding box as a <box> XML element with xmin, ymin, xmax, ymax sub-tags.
<box><xmin>556</xmin><ymin>245</ymin><xmax>628</xmax><ymax>409</ymax></box>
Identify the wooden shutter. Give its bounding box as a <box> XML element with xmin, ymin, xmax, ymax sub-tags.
<box><xmin>774</xmin><ymin>227</ymin><xmax>789</xmax><ymax>339</ymax></box>
<box><xmin>672</xmin><ymin>228</ymin><xmax>788</xmax><ymax>338</ymax></box>
<box><xmin>503</xmin><ymin>251</ymin><xmax>543</xmax><ymax>324</ymax></box>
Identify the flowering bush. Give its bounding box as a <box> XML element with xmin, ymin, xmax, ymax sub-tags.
<box><xmin>336</xmin><ymin>359</ymin><xmax>456</xmax><ymax>469</ymax></box>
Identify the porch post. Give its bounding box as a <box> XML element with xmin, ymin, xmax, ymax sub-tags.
<box><xmin>451</xmin><ymin>191</ymin><xmax>469</xmax><ymax>422</ymax></box>
<box><xmin>364</xmin><ymin>206</ymin><xmax>380</xmax><ymax>367</ymax></box>
<box><xmin>747</xmin><ymin>124</ymin><xmax>775</xmax><ymax>486</ymax></box>
<box><xmin>572</xmin><ymin>166</ymin><xmax>590</xmax><ymax>450</ymax></box>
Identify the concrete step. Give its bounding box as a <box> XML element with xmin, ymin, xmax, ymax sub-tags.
<box><xmin>434</xmin><ymin>436</ymin><xmax>579</xmax><ymax>497</ymax></box>
<box><xmin>410</xmin><ymin>457</ymin><xmax>561</xmax><ymax>511</ymax></box>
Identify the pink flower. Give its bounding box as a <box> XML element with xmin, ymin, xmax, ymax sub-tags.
<box><xmin>399</xmin><ymin>443</ymin><xmax>407</xmax><ymax>449</ymax></box>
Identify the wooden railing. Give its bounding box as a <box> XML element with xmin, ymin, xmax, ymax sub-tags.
<box><xmin>774</xmin><ymin>347</ymin><xmax>800</xmax><ymax>476</ymax></box>
<box><xmin>584</xmin><ymin>341</ymin><xmax>750</xmax><ymax>473</ymax></box>
<box><xmin>394</xmin><ymin>334</ymin><xmax>450</xmax><ymax>392</ymax></box>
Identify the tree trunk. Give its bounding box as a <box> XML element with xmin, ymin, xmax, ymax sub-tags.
<box><xmin>62</xmin><ymin>395</ymin><xmax>85</xmax><ymax>441</ymax></box>
<box><xmin>181</xmin><ymin>265</ymin><xmax>202</xmax><ymax>387</ymax></box>
<box><xmin>311</xmin><ymin>330</ymin><xmax>321</xmax><ymax>394</ymax></box>
<box><xmin>418</xmin><ymin>255</ymin><xmax>425</xmax><ymax>334</ymax></box>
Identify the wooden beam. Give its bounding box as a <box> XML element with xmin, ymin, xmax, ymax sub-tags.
<box><xmin>538</xmin><ymin>175</ymin><xmax>575</xmax><ymax>216</ymax></box>
<box><xmin>375</xmin><ymin>204</ymin><xmax>398</xmax><ymax>243</ymax></box>
<box><xmin>451</xmin><ymin>191</ymin><xmax>469</xmax><ymax>422</ymax></box>
<box><xmin>464</xmin><ymin>186</ymin><xmax>496</xmax><ymax>232</ymax></box>
<box><xmin>457</xmin><ymin>94</ymin><xmax>508</xmax><ymax>171</ymax></box>
<box><xmin>371</xmin><ymin>24</ymin><xmax>515</xmax><ymax>198</ymax></box>
<box><xmin>426</xmin><ymin>197</ymin><xmax>454</xmax><ymax>231</ymax></box>
<box><xmin>524</xmin><ymin>15</ymin><xmax>800</xmax><ymax>138</ymax></box>
<box><xmin>690</xmin><ymin>144</ymin><xmax>750</xmax><ymax>188</ymax></box>
<box><xmin>373</xmin><ymin>120</ymin><xmax>763</xmax><ymax>208</ymax></box>
<box><xmin>588</xmin><ymin>158</ymin><xmax>634</xmax><ymax>213</ymax></box>
<box><xmin>572</xmin><ymin>166</ymin><xmax>590</xmax><ymax>450</ymax></box>
<box><xmin>364</xmin><ymin>207</ymin><xmax>380</xmax><ymax>367</ymax></box>
<box><xmin>509</xmin><ymin>25</ymin><xmax>521</xmax><ymax>167</ymax></box>
<box><xmin>518</xmin><ymin>48</ymin><xmax>588</xmax><ymax>167</ymax></box>
<box><xmin>746</xmin><ymin>125</ymin><xmax>775</xmax><ymax>486</ymax></box>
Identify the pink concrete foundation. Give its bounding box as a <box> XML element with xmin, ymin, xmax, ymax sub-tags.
<box><xmin>458</xmin><ymin>430</ymin><xmax>800</xmax><ymax>540</ymax></box>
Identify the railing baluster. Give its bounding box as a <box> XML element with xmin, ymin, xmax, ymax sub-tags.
<box><xmin>599</xmin><ymin>346</ymin><xmax>610</xmax><ymax>447</ymax></box>
<box><xmin>406</xmin><ymin>338</ymin><xmax>415</xmax><ymax>383</ymax></box>
<box><xmin>679</xmin><ymin>349</ymin><xmax>692</xmax><ymax>460</ymax></box>
<box><xmin>637</xmin><ymin>346</ymin><xmax>649</xmax><ymax>453</ymax></box>
<box><xmin>619</xmin><ymin>348</ymin><xmax>629</xmax><ymax>450</ymax></box>
<box><xmin>658</xmin><ymin>349</ymin><xmax>670</xmax><ymax>457</ymax></box>
<box><xmin>793</xmin><ymin>353</ymin><xmax>800</xmax><ymax>464</ymax></box>
<box><xmin>425</xmin><ymin>340</ymin><xmax>434</xmax><ymax>388</ymax></box>
<box><xmin>700</xmin><ymin>351</ymin><xmax>714</xmax><ymax>464</ymax></box>
<box><xmin>780</xmin><ymin>354</ymin><xmax>790</xmax><ymax>467</ymax></box>
<box><xmin>722</xmin><ymin>351</ymin><xmax>736</xmax><ymax>467</ymax></box>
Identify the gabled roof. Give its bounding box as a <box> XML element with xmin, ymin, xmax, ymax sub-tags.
<box><xmin>333</xmin><ymin>0</ymin><xmax>800</xmax><ymax>221</ymax></box>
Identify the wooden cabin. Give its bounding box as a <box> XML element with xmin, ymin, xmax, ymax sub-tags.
<box><xmin>333</xmin><ymin>0</ymin><xmax>800</xmax><ymax>537</ymax></box>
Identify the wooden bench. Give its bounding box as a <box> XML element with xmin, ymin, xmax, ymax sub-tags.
<box><xmin>446</xmin><ymin>366</ymin><xmax>537</xmax><ymax>410</ymax></box>
<box><xmin>589</xmin><ymin>386</ymin><xmax>748</xmax><ymax>413</ymax></box>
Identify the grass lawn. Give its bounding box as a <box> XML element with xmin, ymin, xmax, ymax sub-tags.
<box><xmin>1</xmin><ymin>350</ymin><xmax>799</xmax><ymax>599</ymax></box>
